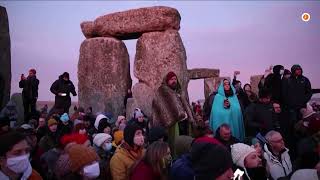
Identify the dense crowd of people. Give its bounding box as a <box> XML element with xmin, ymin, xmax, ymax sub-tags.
<box><xmin>0</xmin><ymin>64</ymin><xmax>320</xmax><ymax>180</ymax></box>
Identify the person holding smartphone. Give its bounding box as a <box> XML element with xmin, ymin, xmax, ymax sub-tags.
<box><xmin>50</xmin><ymin>72</ymin><xmax>77</xmax><ymax>114</ymax></box>
<box><xmin>19</xmin><ymin>68</ymin><xmax>39</xmax><ymax>123</ymax></box>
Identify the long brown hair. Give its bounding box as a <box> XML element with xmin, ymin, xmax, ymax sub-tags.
<box><xmin>131</xmin><ymin>141</ymin><xmax>170</xmax><ymax>180</ymax></box>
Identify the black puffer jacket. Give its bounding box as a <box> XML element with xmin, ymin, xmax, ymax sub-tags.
<box><xmin>282</xmin><ymin>65</ymin><xmax>312</xmax><ymax>109</ymax></box>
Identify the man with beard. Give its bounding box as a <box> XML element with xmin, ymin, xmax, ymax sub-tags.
<box><xmin>152</xmin><ymin>71</ymin><xmax>194</xmax><ymax>153</ymax></box>
<box><xmin>19</xmin><ymin>68</ymin><xmax>39</xmax><ymax>123</ymax></box>
<box><xmin>50</xmin><ymin>72</ymin><xmax>77</xmax><ymax>114</ymax></box>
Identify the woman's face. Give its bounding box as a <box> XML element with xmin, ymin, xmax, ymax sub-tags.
<box><xmin>137</xmin><ymin>116</ymin><xmax>144</xmax><ymax>123</ymax></box>
<box><xmin>253</xmin><ymin>143</ymin><xmax>262</xmax><ymax>157</ymax></box>
<box><xmin>104</xmin><ymin>127</ymin><xmax>111</xmax><ymax>135</ymax></box>
<box><xmin>244</xmin><ymin>151</ymin><xmax>262</xmax><ymax>168</ymax></box>
<box><xmin>223</xmin><ymin>80</ymin><xmax>230</xmax><ymax>91</ymax></box>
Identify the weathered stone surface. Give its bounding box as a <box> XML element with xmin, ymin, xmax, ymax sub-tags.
<box><xmin>78</xmin><ymin>37</ymin><xmax>131</xmax><ymax>117</ymax></box>
<box><xmin>204</xmin><ymin>77</ymin><xmax>230</xmax><ymax>99</ymax></box>
<box><xmin>0</xmin><ymin>6</ymin><xmax>11</xmax><ymax>110</ymax></box>
<box><xmin>250</xmin><ymin>75</ymin><xmax>263</xmax><ymax>95</ymax></box>
<box><xmin>10</xmin><ymin>93</ymin><xmax>24</xmax><ymax>126</ymax></box>
<box><xmin>83</xmin><ymin>6</ymin><xmax>181</xmax><ymax>40</ymax></box>
<box><xmin>125</xmin><ymin>98</ymin><xmax>138</xmax><ymax>120</ymax></box>
<box><xmin>188</xmin><ymin>68</ymin><xmax>219</xmax><ymax>80</ymax></box>
<box><xmin>132</xmin><ymin>82</ymin><xmax>155</xmax><ymax>119</ymax></box>
<box><xmin>80</xmin><ymin>21</ymin><xmax>96</xmax><ymax>39</ymax></box>
<box><xmin>134</xmin><ymin>30</ymin><xmax>189</xmax><ymax>97</ymax></box>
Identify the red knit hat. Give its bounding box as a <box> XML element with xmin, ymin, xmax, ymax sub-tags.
<box><xmin>166</xmin><ymin>71</ymin><xmax>177</xmax><ymax>83</ymax></box>
<box><xmin>60</xmin><ymin>133</ymin><xmax>89</xmax><ymax>148</ymax></box>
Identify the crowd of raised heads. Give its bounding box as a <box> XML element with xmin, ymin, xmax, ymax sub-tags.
<box><xmin>0</xmin><ymin>64</ymin><xmax>320</xmax><ymax>180</ymax></box>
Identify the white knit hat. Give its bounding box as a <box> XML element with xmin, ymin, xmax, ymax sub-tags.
<box><xmin>300</xmin><ymin>103</ymin><xmax>316</xmax><ymax>119</ymax></box>
<box><xmin>93</xmin><ymin>133</ymin><xmax>112</xmax><ymax>147</ymax></box>
<box><xmin>231</xmin><ymin>143</ymin><xmax>256</xmax><ymax>168</ymax></box>
<box><xmin>94</xmin><ymin>114</ymin><xmax>107</xmax><ymax>130</ymax></box>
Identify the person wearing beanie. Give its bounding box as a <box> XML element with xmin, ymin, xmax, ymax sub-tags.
<box><xmin>50</xmin><ymin>72</ymin><xmax>77</xmax><ymax>114</ymax></box>
<box><xmin>282</xmin><ymin>64</ymin><xmax>312</xmax><ymax>122</ymax></box>
<box><xmin>115</xmin><ymin>115</ymin><xmax>126</xmax><ymax>129</ymax></box>
<box><xmin>128</xmin><ymin>108</ymin><xmax>148</xmax><ymax>134</ymax></box>
<box><xmin>264</xmin><ymin>130</ymin><xmax>292</xmax><ymax>180</ymax></box>
<box><xmin>296</xmin><ymin>103</ymin><xmax>320</xmax><ymax>136</ymax></box>
<box><xmin>39</xmin><ymin>118</ymin><xmax>60</xmax><ymax>153</ymax></box>
<box><xmin>262</xmin><ymin>64</ymin><xmax>284</xmax><ymax>102</ymax></box>
<box><xmin>152</xmin><ymin>72</ymin><xmax>195</xmax><ymax>153</ymax></box>
<box><xmin>110</xmin><ymin>124</ymin><xmax>145</xmax><ymax>180</ymax></box>
<box><xmin>66</xmin><ymin>144</ymin><xmax>100</xmax><ymax>179</ymax></box>
<box><xmin>231</xmin><ymin>143</ymin><xmax>267</xmax><ymax>180</ymax></box>
<box><xmin>191</xmin><ymin>142</ymin><xmax>234</xmax><ymax>180</ymax></box>
<box><xmin>57</xmin><ymin>113</ymin><xmax>73</xmax><ymax>139</ymax></box>
<box><xmin>148</xmin><ymin>126</ymin><xmax>168</xmax><ymax>145</ymax></box>
<box><xmin>174</xmin><ymin>135</ymin><xmax>194</xmax><ymax>159</ymax></box>
<box><xmin>19</xmin><ymin>68</ymin><xmax>39</xmax><ymax>123</ymax></box>
<box><xmin>0</xmin><ymin>131</ymin><xmax>43</xmax><ymax>180</ymax></box>
<box><xmin>94</xmin><ymin>114</ymin><xmax>108</xmax><ymax>130</ymax></box>
<box><xmin>283</xmin><ymin>69</ymin><xmax>291</xmax><ymax>79</ymax></box>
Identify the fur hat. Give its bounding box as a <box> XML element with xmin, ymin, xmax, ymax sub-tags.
<box><xmin>93</xmin><ymin>133</ymin><xmax>112</xmax><ymax>147</ymax></box>
<box><xmin>48</xmin><ymin>118</ymin><xmax>58</xmax><ymax>127</ymax></box>
<box><xmin>300</xmin><ymin>103</ymin><xmax>316</xmax><ymax>119</ymax></box>
<box><xmin>67</xmin><ymin>144</ymin><xmax>99</xmax><ymax>172</ymax></box>
<box><xmin>231</xmin><ymin>143</ymin><xmax>256</xmax><ymax>168</ymax></box>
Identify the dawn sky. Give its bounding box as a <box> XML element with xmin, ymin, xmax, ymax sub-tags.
<box><xmin>1</xmin><ymin>1</ymin><xmax>319</xmax><ymax>102</ymax></box>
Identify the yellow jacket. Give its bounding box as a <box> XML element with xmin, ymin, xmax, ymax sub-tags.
<box><xmin>110</xmin><ymin>142</ymin><xmax>144</xmax><ymax>180</ymax></box>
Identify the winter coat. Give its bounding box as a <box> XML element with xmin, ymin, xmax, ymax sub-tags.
<box><xmin>152</xmin><ymin>77</ymin><xmax>194</xmax><ymax>128</ymax></box>
<box><xmin>282</xmin><ymin>65</ymin><xmax>312</xmax><ymax>109</ymax></box>
<box><xmin>0</xmin><ymin>100</ymin><xmax>18</xmax><ymax>121</ymax></box>
<box><xmin>244</xmin><ymin>102</ymin><xmax>276</xmax><ymax>136</ymax></box>
<box><xmin>264</xmin><ymin>144</ymin><xmax>292</xmax><ymax>180</ymax></box>
<box><xmin>264</xmin><ymin>65</ymin><xmax>284</xmax><ymax>103</ymax></box>
<box><xmin>50</xmin><ymin>75</ymin><xmax>76</xmax><ymax>110</ymax></box>
<box><xmin>110</xmin><ymin>142</ymin><xmax>144</xmax><ymax>180</ymax></box>
<box><xmin>0</xmin><ymin>169</ymin><xmax>43</xmax><ymax>180</ymax></box>
<box><xmin>130</xmin><ymin>161</ymin><xmax>160</xmax><ymax>180</ymax></box>
<box><xmin>169</xmin><ymin>153</ymin><xmax>194</xmax><ymax>180</ymax></box>
<box><xmin>215</xmin><ymin>127</ymin><xmax>239</xmax><ymax>151</ymax></box>
<box><xmin>209</xmin><ymin>82</ymin><xmax>245</xmax><ymax>141</ymax></box>
<box><xmin>39</xmin><ymin>131</ymin><xmax>59</xmax><ymax>153</ymax></box>
<box><xmin>19</xmin><ymin>76</ymin><xmax>39</xmax><ymax>101</ymax></box>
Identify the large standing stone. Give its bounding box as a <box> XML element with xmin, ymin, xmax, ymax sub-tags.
<box><xmin>10</xmin><ymin>93</ymin><xmax>24</xmax><ymax>126</ymax></box>
<box><xmin>135</xmin><ymin>30</ymin><xmax>188</xmax><ymax>93</ymax></box>
<box><xmin>78</xmin><ymin>37</ymin><xmax>131</xmax><ymax>117</ymax></box>
<box><xmin>131</xmin><ymin>82</ymin><xmax>155</xmax><ymax>119</ymax></box>
<box><xmin>82</xmin><ymin>6</ymin><xmax>181</xmax><ymax>40</ymax></box>
<box><xmin>125</xmin><ymin>98</ymin><xmax>137</xmax><ymax>120</ymax></box>
<box><xmin>204</xmin><ymin>77</ymin><xmax>230</xmax><ymax>99</ymax></box>
<box><xmin>250</xmin><ymin>75</ymin><xmax>263</xmax><ymax>95</ymax></box>
<box><xmin>188</xmin><ymin>68</ymin><xmax>219</xmax><ymax>80</ymax></box>
<box><xmin>0</xmin><ymin>6</ymin><xmax>11</xmax><ymax>110</ymax></box>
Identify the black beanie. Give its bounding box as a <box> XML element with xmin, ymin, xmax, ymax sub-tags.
<box><xmin>124</xmin><ymin>123</ymin><xmax>142</xmax><ymax>147</ymax></box>
<box><xmin>148</xmin><ymin>126</ymin><xmax>168</xmax><ymax>144</ymax></box>
<box><xmin>0</xmin><ymin>131</ymin><xmax>26</xmax><ymax>156</ymax></box>
<box><xmin>191</xmin><ymin>142</ymin><xmax>233</xmax><ymax>180</ymax></box>
<box><xmin>97</xmin><ymin>118</ymin><xmax>111</xmax><ymax>133</ymax></box>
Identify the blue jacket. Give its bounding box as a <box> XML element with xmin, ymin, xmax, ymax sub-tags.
<box><xmin>170</xmin><ymin>153</ymin><xmax>194</xmax><ymax>180</ymax></box>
